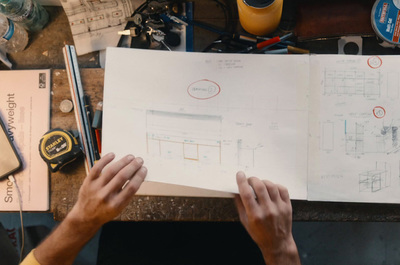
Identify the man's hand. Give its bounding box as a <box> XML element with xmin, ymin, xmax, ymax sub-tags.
<box><xmin>68</xmin><ymin>152</ymin><xmax>147</xmax><ymax>228</ymax></box>
<box><xmin>32</xmin><ymin>153</ymin><xmax>147</xmax><ymax>265</ymax></box>
<box><xmin>235</xmin><ymin>171</ymin><xmax>301</xmax><ymax>265</ymax></box>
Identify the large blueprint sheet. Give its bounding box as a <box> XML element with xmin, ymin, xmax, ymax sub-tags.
<box><xmin>308</xmin><ymin>55</ymin><xmax>400</xmax><ymax>203</ymax></box>
<box><xmin>102</xmin><ymin>48</ymin><xmax>309</xmax><ymax>199</ymax></box>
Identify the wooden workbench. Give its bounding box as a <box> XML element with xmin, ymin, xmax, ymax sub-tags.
<box><xmin>5</xmin><ymin>2</ymin><xmax>400</xmax><ymax>221</ymax></box>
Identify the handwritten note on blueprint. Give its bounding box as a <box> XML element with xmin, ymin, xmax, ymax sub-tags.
<box><xmin>308</xmin><ymin>55</ymin><xmax>400</xmax><ymax>203</ymax></box>
<box><xmin>102</xmin><ymin>48</ymin><xmax>309</xmax><ymax>199</ymax></box>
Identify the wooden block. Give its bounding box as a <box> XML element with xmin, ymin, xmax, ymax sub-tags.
<box><xmin>295</xmin><ymin>0</ymin><xmax>376</xmax><ymax>41</ymax></box>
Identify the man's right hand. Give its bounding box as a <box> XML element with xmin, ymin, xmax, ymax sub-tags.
<box><xmin>235</xmin><ymin>171</ymin><xmax>301</xmax><ymax>265</ymax></box>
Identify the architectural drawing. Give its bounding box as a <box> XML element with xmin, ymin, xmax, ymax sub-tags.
<box><xmin>345</xmin><ymin>121</ymin><xmax>399</xmax><ymax>156</ymax></box>
<box><xmin>237</xmin><ymin>139</ymin><xmax>263</xmax><ymax>168</ymax></box>
<box><xmin>345</xmin><ymin>122</ymin><xmax>365</xmax><ymax>156</ymax></box>
<box><xmin>60</xmin><ymin>0</ymin><xmax>139</xmax><ymax>54</ymax></box>
<box><xmin>324</xmin><ymin>68</ymin><xmax>381</xmax><ymax>97</ymax></box>
<box><xmin>146</xmin><ymin>110</ymin><xmax>222</xmax><ymax>164</ymax></box>
<box><xmin>359</xmin><ymin>162</ymin><xmax>391</xmax><ymax>192</ymax></box>
<box><xmin>63</xmin><ymin>0</ymin><xmax>130</xmax><ymax>34</ymax></box>
<box><xmin>307</xmin><ymin>55</ymin><xmax>400</xmax><ymax>203</ymax></box>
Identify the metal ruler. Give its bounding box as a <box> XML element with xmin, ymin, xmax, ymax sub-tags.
<box><xmin>63</xmin><ymin>45</ymin><xmax>95</xmax><ymax>173</ymax></box>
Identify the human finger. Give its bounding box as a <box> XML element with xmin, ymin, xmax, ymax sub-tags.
<box><xmin>234</xmin><ymin>195</ymin><xmax>249</xmax><ymax>225</ymax></box>
<box><xmin>113</xmin><ymin>166</ymin><xmax>147</xmax><ymax>210</ymax></box>
<box><xmin>98</xmin><ymin>155</ymin><xmax>135</xmax><ymax>186</ymax></box>
<box><xmin>87</xmin><ymin>152</ymin><xmax>115</xmax><ymax>180</ymax></box>
<box><xmin>277</xmin><ymin>184</ymin><xmax>290</xmax><ymax>203</ymax></box>
<box><xmin>236</xmin><ymin>171</ymin><xmax>258</xmax><ymax>211</ymax></box>
<box><xmin>262</xmin><ymin>179</ymin><xmax>280</xmax><ymax>202</ymax></box>
<box><xmin>104</xmin><ymin>157</ymin><xmax>144</xmax><ymax>194</ymax></box>
<box><xmin>248</xmin><ymin>177</ymin><xmax>270</xmax><ymax>205</ymax></box>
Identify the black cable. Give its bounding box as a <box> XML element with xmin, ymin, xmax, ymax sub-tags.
<box><xmin>219</xmin><ymin>0</ymin><xmax>237</xmax><ymax>35</ymax></box>
<box><xmin>119</xmin><ymin>0</ymin><xmax>238</xmax><ymax>53</ymax></box>
<box><xmin>117</xmin><ymin>0</ymin><xmax>150</xmax><ymax>47</ymax></box>
<box><xmin>213</xmin><ymin>0</ymin><xmax>229</xmax><ymax>33</ymax></box>
<box><xmin>199</xmin><ymin>0</ymin><xmax>240</xmax><ymax>52</ymax></box>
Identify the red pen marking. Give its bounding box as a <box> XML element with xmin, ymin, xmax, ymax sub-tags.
<box><xmin>367</xmin><ymin>56</ymin><xmax>382</xmax><ymax>69</ymax></box>
<box><xmin>373</xmin><ymin>106</ymin><xmax>386</xmax><ymax>119</ymax></box>
<box><xmin>187</xmin><ymin>79</ymin><xmax>221</xmax><ymax>100</ymax></box>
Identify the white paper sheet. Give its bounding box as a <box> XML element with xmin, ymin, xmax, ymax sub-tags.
<box><xmin>308</xmin><ymin>55</ymin><xmax>400</xmax><ymax>203</ymax></box>
<box><xmin>102</xmin><ymin>48</ymin><xmax>309</xmax><ymax>199</ymax></box>
<box><xmin>60</xmin><ymin>0</ymin><xmax>141</xmax><ymax>55</ymax></box>
<box><xmin>0</xmin><ymin>70</ymin><xmax>50</xmax><ymax>211</ymax></box>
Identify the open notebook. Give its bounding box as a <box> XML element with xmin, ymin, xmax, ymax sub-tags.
<box><xmin>102</xmin><ymin>48</ymin><xmax>400</xmax><ymax>204</ymax></box>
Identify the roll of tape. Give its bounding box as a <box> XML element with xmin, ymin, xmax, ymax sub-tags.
<box><xmin>237</xmin><ymin>0</ymin><xmax>283</xmax><ymax>36</ymax></box>
<box><xmin>371</xmin><ymin>0</ymin><xmax>400</xmax><ymax>47</ymax></box>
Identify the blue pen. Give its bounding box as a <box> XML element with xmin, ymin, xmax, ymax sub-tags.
<box><xmin>264</xmin><ymin>48</ymin><xmax>288</xmax><ymax>54</ymax></box>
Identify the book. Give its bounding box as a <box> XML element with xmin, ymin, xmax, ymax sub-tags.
<box><xmin>102</xmin><ymin>48</ymin><xmax>400</xmax><ymax>204</ymax></box>
<box><xmin>0</xmin><ymin>70</ymin><xmax>50</xmax><ymax>211</ymax></box>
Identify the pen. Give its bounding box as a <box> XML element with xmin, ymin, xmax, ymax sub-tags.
<box><xmin>254</xmin><ymin>33</ymin><xmax>294</xmax><ymax>53</ymax></box>
<box><xmin>84</xmin><ymin>95</ymin><xmax>100</xmax><ymax>161</ymax></box>
<box><xmin>263</xmin><ymin>48</ymin><xmax>288</xmax><ymax>54</ymax></box>
<box><xmin>239</xmin><ymin>36</ymin><xmax>280</xmax><ymax>53</ymax></box>
<box><xmin>92</xmin><ymin>102</ymin><xmax>103</xmax><ymax>156</ymax></box>
<box><xmin>95</xmin><ymin>129</ymin><xmax>101</xmax><ymax>155</ymax></box>
<box><xmin>287</xmin><ymin>45</ymin><xmax>310</xmax><ymax>54</ymax></box>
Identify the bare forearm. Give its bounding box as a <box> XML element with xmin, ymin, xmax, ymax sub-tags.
<box><xmin>31</xmin><ymin>153</ymin><xmax>146</xmax><ymax>265</ymax></box>
<box><xmin>34</xmin><ymin>210</ymin><xmax>101</xmax><ymax>265</ymax></box>
<box><xmin>260</xmin><ymin>237</ymin><xmax>301</xmax><ymax>265</ymax></box>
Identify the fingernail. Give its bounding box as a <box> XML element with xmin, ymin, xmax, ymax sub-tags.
<box><xmin>236</xmin><ymin>171</ymin><xmax>245</xmax><ymax>178</ymax></box>
<box><xmin>136</xmin><ymin>157</ymin><xmax>144</xmax><ymax>164</ymax></box>
<box><xmin>127</xmin><ymin>155</ymin><xmax>135</xmax><ymax>161</ymax></box>
<box><xmin>108</xmin><ymin>152</ymin><xmax>115</xmax><ymax>158</ymax></box>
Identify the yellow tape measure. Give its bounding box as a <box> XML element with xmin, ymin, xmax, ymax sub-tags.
<box><xmin>39</xmin><ymin>129</ymin><xmax>82</xmax><ymax>172</ymax></box>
